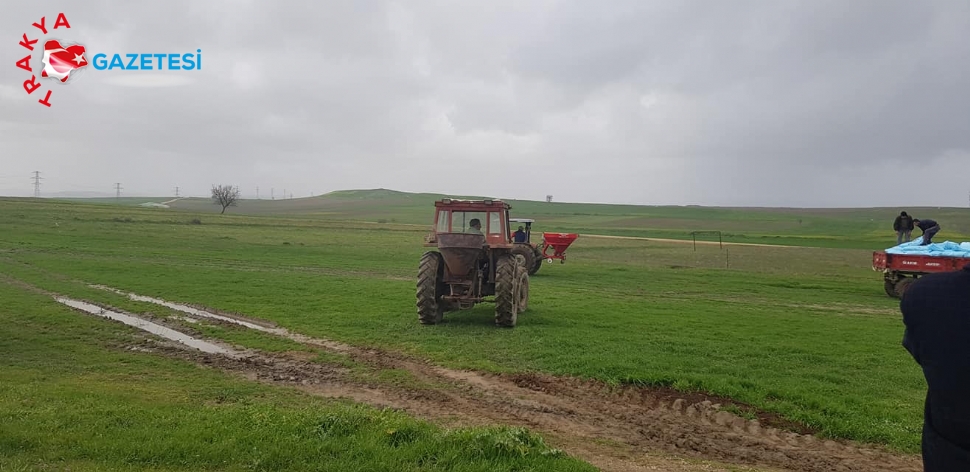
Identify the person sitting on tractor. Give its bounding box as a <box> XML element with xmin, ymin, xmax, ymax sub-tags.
<box><xmin>466</xmin><ymin>218</ymin><xmax>483</xmax><ymax>235</ymax></box>
<box><xmin>913</xmin><ymin>218</ymin><xmax>941</xmax><ymax>246</ymax></box>
<box><xmin>513</xmin><ymin>226</ymin><xmax>527</xmax><ymax>243</ymax></box>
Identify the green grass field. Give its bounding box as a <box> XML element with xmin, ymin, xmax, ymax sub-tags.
<box><xmin>0</xmin><ymin>282</ymin><xmax>592</xmax><ymax>471</ymax></box>
<box><xmin>1</xmin><ymin>192</ymin><xmax>962</xmax><ymax>467</ymax></box>
<box><xmin>65</xmin><ymin>188</ymin><xmax>970</xmax><ymax>249</ymax></box>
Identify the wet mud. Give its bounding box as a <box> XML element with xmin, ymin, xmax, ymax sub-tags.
<box><xmin>59</xmin><ymin>286</ymin><xmax>921</xmax><ymax>472</ymax></box>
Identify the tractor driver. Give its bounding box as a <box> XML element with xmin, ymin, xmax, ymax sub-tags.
<box><xmin>513</xmin><ymin>226</ymin><xmax>527</xmax><ymax>243</ymax></box>
<box><xmin>467</xmin><ymin>218</ymin><xmax>483</xmax><ymax>235</ymax></box>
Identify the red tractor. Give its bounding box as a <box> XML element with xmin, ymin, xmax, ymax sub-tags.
<box><xmin>509</xmin><ymin>218</ymin><xmax>579</xmax><ymax>275</ymax></box>
<box><xmin>418</xmin><ymin>199</ymin><xmax>530</xmax><ymax>327</ymax></box>
<box><xmin>509</xmin><ymin>218</ymin><xmax>545</xmax><ymax>275</ymax></box>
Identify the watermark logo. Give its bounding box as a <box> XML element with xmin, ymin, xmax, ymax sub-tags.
<box><xmin>15</xmin><ymin>12</ymin><xmax>74</xmax><ymax>107</ymax></box>
<box><xmin>14</xmin><ymin>12</ymin><xmax>201</xmax><ymax>108</ymax></box>
<box><xmin>41</xmin><ymin>40</ymin><xmax>88</xmax><ymax>83</ymax></box>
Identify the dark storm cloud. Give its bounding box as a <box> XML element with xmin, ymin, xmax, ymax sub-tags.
<box><xmin>1</xmin><ymin>0</ymin><xmax>968</xmax><ymax>206</ymax></box>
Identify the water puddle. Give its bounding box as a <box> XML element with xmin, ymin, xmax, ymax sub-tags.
<box><xmin>55</xmin><ymin>297</ymin><xmax>238</xmax><ymax>357</ymax></box>
<box><xmin>90</xmin><ymin>285</ymin><xmax>354</xmax><ymax>353</ymax></box>
<box><xmin>127</xmin><ymin>293</ymin><xmax>288</xmax><ymax>335</ymax></box>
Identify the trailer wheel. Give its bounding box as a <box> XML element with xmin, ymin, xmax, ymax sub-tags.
<box><xmin>895</xmin><ymin>277</ymin><xmax>915</xmax><ymax>298</ymax></box>
<box><xmin>884</xmin><ymin>279</ymin><xmax>897</xmax><ymax>298</ymax></box>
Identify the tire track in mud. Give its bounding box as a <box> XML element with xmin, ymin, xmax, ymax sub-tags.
<box><xmin>66</xmin><ymin>284</ymin><xmax>920</xmax><ymax>472</ymax></box>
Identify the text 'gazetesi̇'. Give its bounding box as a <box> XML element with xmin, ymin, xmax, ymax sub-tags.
<box><xmin>90</xmin><ymin>51</ymin><xmax>203</xmax><ymax>70</ymax></box>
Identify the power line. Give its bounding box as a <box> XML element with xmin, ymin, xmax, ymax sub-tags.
<box><xmin>114</xmin><ymin>183</ymin><xmax>122</xmax><ymax>198</ymax></box>
<box><xmin>32</xmin><ymin>171</ymin><xmax>42</xmax><ymax>197</ymax></box>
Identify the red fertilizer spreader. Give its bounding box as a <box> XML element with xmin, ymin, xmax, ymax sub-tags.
<box><xmin>540</xmin><ymin>232</ymin><xmax>578</xmax><ymax>264</ymax></box>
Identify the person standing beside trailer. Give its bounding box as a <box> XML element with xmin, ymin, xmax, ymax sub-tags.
<box><xmin>894</xmin><ymin>211</ymin><xmax>915</xmax><ymax>244</ymax></box>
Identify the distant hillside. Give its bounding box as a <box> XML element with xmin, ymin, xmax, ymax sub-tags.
<box><xmin>35</xmin><ymin>188</ymin><xmax>970</xmax><ymax>250</ymax></box>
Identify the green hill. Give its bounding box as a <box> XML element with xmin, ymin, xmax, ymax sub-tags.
<box><xmin>40</xmin><ymin>188</ymin><xmax>970</xmax><ymax>250</ymax></box>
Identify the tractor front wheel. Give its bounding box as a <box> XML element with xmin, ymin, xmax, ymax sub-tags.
<box><xmin>494</xmin><ymin>254</ymin><xmax>520</xmax><ymax>327</ymax></box>
<box><xmin>516</xmin><ymin>265</ymin><xmax>529</xmax><ymax>312</ymax></box>
<box><xmin>417</xmin><ymin>251</ymin><xmax>445</xmax><ymax>324</ymax></box>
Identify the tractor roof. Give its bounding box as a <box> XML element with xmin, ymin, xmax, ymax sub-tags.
<box><xmin>509</xmin><ymin>218</ymin><xmax>534</xmax><ymax>223</ymax></box>
<box><xmin>434</xmin><ymin>198</ymin><xmax>510</xmax><ymax>209</ymax></box>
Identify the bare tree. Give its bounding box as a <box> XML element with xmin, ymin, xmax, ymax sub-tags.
<box><xmin>211</xmin><ymin>184</ymin><xmax>240</xmax><ymax>214</ymax></box>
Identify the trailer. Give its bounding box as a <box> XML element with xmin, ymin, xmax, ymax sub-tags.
<box><xmin>872</xmin><ymin>251</ymin><xmax>970</xmax><ymax>298</ymax></box>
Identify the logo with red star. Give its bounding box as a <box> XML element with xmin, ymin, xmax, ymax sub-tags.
<box><xmin>41</xmin><ymin>39</ymin><xmax>88</xmax><ymax>83</ymax></box>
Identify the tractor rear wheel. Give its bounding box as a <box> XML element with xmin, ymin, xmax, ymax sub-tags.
<box><xmin>512</xmin><ymin>243</ymin><xmax>537</xmax><ymax>275</ymax></box>
<box><xmin>494</xmin><ymin>254</ymin><xmax>519</xmax><ymax>327</ymax></box>
<box><xmin>530</xmin><ymin>246</ymin><xmax>543</xmax><ymax>275</ymax></box>
<box><xmin>516</xmin><ymin>265</ymin><xmax>529</xmax><ymax>312</ymax></box>
<box><xmin>417</xmin><ymin>251</ymin><xmax>445</xmax><ymax>324</ymax></box>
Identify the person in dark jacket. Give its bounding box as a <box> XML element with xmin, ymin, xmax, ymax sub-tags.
<box><xmin>900</xmin><ymin>264</ymin><xmax>970</xmax><ymax>470</ymax></box>
<box><xmin>913</xmin><ymin>218</ymin><xmax>941</xmax><ymax>245</ymax></box>
<box><xmin>513</xmin><ymin>226</ymin><xmax>527</xmax><ymax>243</ymax></box>
<box><xmin>894</xmin><ymin>211</ymin><xmax>915</xmax><ymax>244</ymax></box>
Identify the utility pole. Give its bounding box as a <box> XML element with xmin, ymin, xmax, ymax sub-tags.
<box><xmin>114</xmin><ymin>183</ymin><xmax>122</xmax><ymax>198</ymax></box>
<box><xmin>175</xmin><ymin>186</ymin><xmax>180</xmax><ymax>198</ymax></box>
<box><xmin>283</xmin><ymin>189</ymin><xmax>287</xmax><ymax>200</ymax></box>
<box><xmin>271</xmin><ymin>188</ymin><xmax>274</xmax><ymax>200</ymax></box>
<box><xmin>256</xmin><ymin>186</ymin><xmax>259</xmax><ymax>199</ymax></box>
<box><xmin>32</xmin><ymin>171</ymin><xmax>42</xmax><ymax>197</ymax></box>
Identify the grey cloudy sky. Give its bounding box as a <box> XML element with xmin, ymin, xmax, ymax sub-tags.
<box><xmin>2</xmin><ymin>0</ymin><xmax>968</xmax><ymax>207</ymax></box>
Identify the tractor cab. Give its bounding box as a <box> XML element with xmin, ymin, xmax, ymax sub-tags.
<box><xmin>425</xmin><ymin>199</ymin><xmax>514</xmax><ymax>249</ymax></box>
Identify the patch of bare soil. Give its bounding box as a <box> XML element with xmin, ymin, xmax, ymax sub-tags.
<box><xmin>61</xmin><ymin>287</ymin><xmax>922</xmax><ymax>472</ymax></box>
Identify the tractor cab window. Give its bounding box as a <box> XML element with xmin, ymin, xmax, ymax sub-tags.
<box><xmin>488</xmin><ymin>212</ymin><xmax>502</xmax><ymax>235</ymax></box>
<box><xmin>436</xmin><ymin>210</ymin><xmax>449</xmax><ymax>233</ymax></box>
<box><xmin>450</xmin><ymin>211</ymin><xmax>486</xmax><ymax>233</ymax></box>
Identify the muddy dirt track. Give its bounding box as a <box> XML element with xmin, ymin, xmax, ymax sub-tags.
<box><xmin>49</xmin><ymin>284</ymin><xmax>920</xmax><ymax>472</ymax></box>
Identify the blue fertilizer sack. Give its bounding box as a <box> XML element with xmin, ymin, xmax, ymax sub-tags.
<box><xmin>885</xmin><ymin>237</ymin><xmax>970</xmax><ymax>257</ymax></box>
